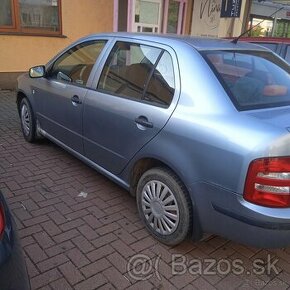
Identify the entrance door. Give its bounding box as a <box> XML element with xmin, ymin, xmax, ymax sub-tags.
<box><xmin>132</xmin><ymin>0</ymin><xmax>163</xmax><ymax>33</ymax></box>
<box><xmin>114</xmin><ymin>0</ymin><xmax>187</xmax><ymax>34</ymax></box>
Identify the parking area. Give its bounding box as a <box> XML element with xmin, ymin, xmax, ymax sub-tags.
<box><xmin>1</xmin><ymin>89</ymin><xmax>290</xmax><ymax>290</ymax></box>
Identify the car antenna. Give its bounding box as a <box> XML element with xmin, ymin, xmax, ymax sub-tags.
<box><xmin>231</xmin><ymin>6</ymin><xmax>284</xmax><ymax>44</ymax></box>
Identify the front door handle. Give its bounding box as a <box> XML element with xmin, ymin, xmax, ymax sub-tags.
<box><xmin>71</xmin><ymin>95</ymin><xmax>82</xmax><ymax>105</ymax></box>
<box><xmin>135</xmin><ymin>116</ymin><xmax>153</xmax><ymax>128</ymax></box>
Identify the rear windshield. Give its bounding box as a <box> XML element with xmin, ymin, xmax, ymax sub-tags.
<box><xmin>203</xmin><ymin>50</ymin><xmax>290</xmax><ymax>110</ymax></box>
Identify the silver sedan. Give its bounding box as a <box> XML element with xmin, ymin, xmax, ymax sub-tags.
<box><xmin>17</xmin><ymin>33</ymin><xmax>290</xmax><ymax>248</ymax></box>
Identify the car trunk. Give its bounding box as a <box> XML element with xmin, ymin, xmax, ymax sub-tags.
<box><xmin>245</xmin><ymin>106</ymin><xmax>290</xmax><ymax>131</ymax></box>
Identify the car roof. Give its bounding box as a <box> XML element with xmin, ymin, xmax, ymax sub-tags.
<box><xmin>84</xmin><ymin>32</ymin><xmax>269</xmax><ymax>52</ymax></box>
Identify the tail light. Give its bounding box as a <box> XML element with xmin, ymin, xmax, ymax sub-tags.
<box><xmin>0</xmin><ymin>205</ymin><xmax>5</xmax><ymax>236</ymax></box>
<box><xmin>244</xmin><ymin>157</ymin><xmax>290</xmax><ymax>208</ymax></box>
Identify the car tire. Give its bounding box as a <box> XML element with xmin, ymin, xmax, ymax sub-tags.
<box><xmin>19</xmin><ymin>98</ymin><xmax>37</xmax><ymax>143</ymax></box>
<box><xmin>136</xmin><ymin>167</ymin><xmax>192</xmax><ymax>246</ymax></box>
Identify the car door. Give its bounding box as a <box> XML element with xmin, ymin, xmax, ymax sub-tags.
<box><xmin>83</xmin><ymin>39</ymin><xmax>180</xmax><ymax>174</ymax></box>
<box><xmin>33</xmin><ymin>39</ymin><xmax>108</xmax><ymax>153</ymax></box>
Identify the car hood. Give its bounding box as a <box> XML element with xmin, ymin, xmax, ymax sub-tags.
<box><xmin>244</xmin><ymin>106</ymin><xmax>290</xmax><ymax>132</ymax></box>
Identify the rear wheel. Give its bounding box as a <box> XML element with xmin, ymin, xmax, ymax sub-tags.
<box><xmin>136</xmin><ymin>167</ymin><xmax>192</xmax><ymax>246</ymax></box>
<box><xmin>20</xmin><ymin>98</ymin><xmax>36</xmax><ymax>143</ymax></box>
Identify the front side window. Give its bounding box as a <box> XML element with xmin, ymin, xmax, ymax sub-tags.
<box><xmin>98</xmin><ymin>41</ymin><xmax>176</xmax><ymax>107</ymax></box>
<box><xmin>204</xmin><ymin>50</ymin><xmax>290</xmax><ymax>110</ymax></box>
<box><xmin>48</xmin><ymin>40</ymin><xmax>107</xmax><ymax>86</ymax></box>
<box><xmin>0</xmin><ymin>0</ymin><xmax>61</xmax><ymax>35</ymax></box>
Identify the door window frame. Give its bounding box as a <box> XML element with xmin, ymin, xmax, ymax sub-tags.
<box><xmin>90</xmin><ymin>37</ymin><xmax>181</xmax><ymax>109</ymax></box>
<box><xmin>45</xmin><ymin>38</ymin><xmax>112</xmax><ymax>88</ymax></box>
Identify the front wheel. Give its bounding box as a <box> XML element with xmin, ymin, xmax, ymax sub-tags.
<box><xmin>19</xmin><ymin>98</ymin><xmax>36</xmax><ymax>143</ymax></box>
<box><xmin>136</xmin><ymin>167</ymin><xmax>192</xmax><ymax>246</ymax></box>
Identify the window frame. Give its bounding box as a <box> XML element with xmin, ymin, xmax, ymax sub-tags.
<box><xmin>0</xmin><ymin>0</ymin><xmax>62</xmax><ymax>36</ymax></box>
<box><xmin>202</xmin><ymin>49</ymin><xmax>290</xmax><ymax>111</ymax></box>
<box><xmin>96</xmin><ymin>40</ymin><xmax>177</xmax><ymax>108</ymax></box>
<box><xmin>0</xmin><ymin>0</ymin><xmax>17</xmax><ymax>31</ymax></box>
<box><xmin>46</xmin><ymin>39</ymin><xmax>108</xmax><ymax>87</ymax></box>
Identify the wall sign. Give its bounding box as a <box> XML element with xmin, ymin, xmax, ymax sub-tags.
<box><xmin>220</xmin><ymin>0</ymin><xmax>242</xmax><ymax>18</ymax></box>
<box><xmin>191</xmin><ymin>0</ymin><xmax>221</xmax><ymax>37</ymax></box>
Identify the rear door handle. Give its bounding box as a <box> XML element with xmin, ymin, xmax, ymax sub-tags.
<box><xmin>135</xmin><ymin>116</ymin><xmax>153</xmax><ymax>128</ymax></box>
<box><xmin>71</xmin><ymin>95</ymin><xmax>82</xmax><ymax>105</ymax></box>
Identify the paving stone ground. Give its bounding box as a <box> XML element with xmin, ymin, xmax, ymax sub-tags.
<box><xmin>1</xmin><ymin>90</ymin><xmax>290</xmax><ymax>290</ymax></box>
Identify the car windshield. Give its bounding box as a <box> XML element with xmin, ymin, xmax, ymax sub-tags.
<box><xmin>203</xmin><ymin>50</ymin><xmax>290</xmax><ymax>110</ymax></box>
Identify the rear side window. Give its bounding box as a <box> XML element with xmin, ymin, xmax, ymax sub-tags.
<box><xmin>97</xmin><ymin>41</ymin><xmax>175</xmax><ymax>107</ymax></box>
<box><xmin>204</xmin><ymin>50</ymin><xmax>290</xmax><ymax>110</ymax></box>
<box><xmin>144</xmin><ymin>51</ymin><xmax>175</xmax><ymax>106</ymax></box>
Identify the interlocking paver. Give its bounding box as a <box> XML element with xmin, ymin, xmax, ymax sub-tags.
<box><xmin>59</xmin><ymin>261</ymin><xmax>84</xmax><ymax>285</ymax></box>
<box><xmin>74</xmin><ymin>273</ymin><xmax>107</xmax><ymax>290</ymax></box>
<box><xmin>103</xmin><ymin>266</ymin><xmax>131</xmax><ymax>289</ymax></box>
<box><xmin>30</xmin><ymin>268</ymin><xmax>62</xmax><ymax>289</ymax></box>
<box><xmin>80</xmin><ymin>257</ymin><xmax>111</xmax><ymax>278</ymax></box>
<box><xmin>1</xmin><ymin>90</ymin><xmax>290</xmax><ymax>290</ymax></box>
<box><xmin>66</xmin><ymin>247</ymin><xmax>90</xmax><ymax>268</ymax></box>
<box><xmin>33</xmin><ymin>230</ymin><xmax>55</xmax><ymax>249</ymax></box>
<box><xmin>50</xmin><ymin>278</ymin><xmax>73</xmax><ymax>290</ymax></box>
<box><xmin>45</xmin><ymin>241</ymin><xmax>75</xmax><ymax>258</ymax></box>
<box><xmin>37</xmin><ymin>253</ymin><xmax>69</xmax><ymax>272</ymax></box>
<box><xmin>25</xmin><ymin>243</ymin><xmax>48</xmax><ymax>264</ymax></box>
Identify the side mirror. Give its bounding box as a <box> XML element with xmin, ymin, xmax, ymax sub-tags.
<box><xmin>29</xmin><ymin>65</ymin><xmax>45</xmax><ymax>78</ymax></box>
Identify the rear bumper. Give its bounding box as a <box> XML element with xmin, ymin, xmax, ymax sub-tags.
<box><xmin>0</xmin><ymin>221</ymin><xmax>30</xmax><ymax>290</ymax></box>
<box><xmin>0</xmin><ymin>190</ymin><xmax>30</xmax><ymax>290</ymax></box>
<box><xmin>191</xmin><ymin>182</ymin><xmax>290</xmax><ymax>248</ymax></box>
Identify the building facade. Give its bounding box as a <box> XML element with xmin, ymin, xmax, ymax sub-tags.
<box><xmin>114</xmin><ymin>0</ymin><xmax>193</xmax><ymax>34</ymax></box>
<box><xmin>190</xmin><ymin>0</ymin><xmax>250</xmax><ymax>38</ymax></box>
<box><xmin>0</xmin><ymin>0</ymin><xmax>258</xmax><ymax>89</ymax></box>
<box><xmin>0</xmin><ymin>0</ymin><xmax>115</xmax><ymax>89</ymax></box>
<box><xmin>0</xmin><ymin>0</ymin><xmax>196</xmax><ymax>89</ymax></box>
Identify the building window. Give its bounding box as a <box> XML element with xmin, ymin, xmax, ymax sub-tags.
<box><xmin>0</xmin><ymin>0</ymin><xmax>61</xmax><ymax>35</ymax></box>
